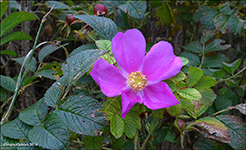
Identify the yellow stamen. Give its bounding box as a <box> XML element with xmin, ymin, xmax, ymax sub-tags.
<box><xmin>127</xmin><ymin>71</ymin><xmax>147</xmax><ymax>91</ymax></box>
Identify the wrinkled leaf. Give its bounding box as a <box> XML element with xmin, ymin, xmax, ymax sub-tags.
<box><xmin>154</xmin><ymin>2</ymin><xmax>175</xmax><ymax>26</ymax></box>
<box><xmin>84</xmin><ymin>136</ymin><xmax>103</xmax><ymax>150</ymax></box>
<box><xmin>170</xmin><ymin>71</ymin><xmax>186</xmax><ymax>81</ymax></box>
<box><xmin>219</xmin><ymin>2</ymin><xmax>233</xmax><ymax>15</ymax></box>
<box><xmin>118</xmin><ymin>1</ymin><xmax>147</xmax><ymax>19</ymax></box>
<box><xmin>204</xmin><ymin>39</ymin><xmax>231</xmax><ymax>53</ymax></box>
<box><xmin>46</xmin><ymin>1</ymin><xmax>68</xmax><ymax>9</ymax></box>
<box><xmin>167</xmin><ymin>103</ymin><xmax>182</xmax><ymax>116</ymax></box>
<box><xmin>58</xmin><ymin>94</ymin><xmax>106</xmax><ymax>135</ymax></box>
<box><xmin>227</xmin><ymin>12</ymin><xmax>245</xmax><ymax>34</ymax></box>
<box><xmin>123</xmin><ymin>111</ymin><xmax>141</xmax><ymax>138</ymax></box>
<box><xmin>68</xmin><ymin>44</ymin><xmax>98</xmax><ymax>58</ymax></box>
<box><xmin>28</xmin><ymin>111</ymin><xmax>69</xmax><ymax>149</ymax></box>
<box><xmin>1</xmin><ymin>117</ymin><xmax>32</xmax><ymax>139</ymax></box>
<box><xmin>110</xmin><ymin>115</ymin><xmax>124</xmax><ymax>139</ymax></box>
<box><xmin>194</xmin><ymin>76</ymin><xmax>218</xmax><ymax>90</ymax></box>
<box><xmin>216</xmin><ymin>115</ymin><xmax>246</xmax><ymax>149</ymax></box>
<box><xmin>178</xmin><ymin>88</ymin><xmax>202</xmax><ymax>101</ymax></box>
<box><xmin>74</xmin><ymin>15</ymin><xmax>118</xmax><ymax>40</ymax></box>
<box><xmin>200</xmin><ymin>29</ymin><xmax>216</xmax><ymax>44</ymax></box>
<box><xmin>19</xmin><ymin>98</ymin><xmax>48</xmax><ymax>126</ymax></box>
<box><xmin>186</xmin><ymin>67</ymin><xmax>204</xmax><ymax>87</ymax></box>
<box><xmin>233</xmin><ymin>103</ymin><xmax>246</xmax><ymax>115</ymax></box>
<box><xmin>199</xmin><ymin>89</ymin><xmax>217</xmax><ymax>106</ymax></box>
<box><xmin>101</xmin><ymin>97</ymin><xmax>121</xmax><ymax>120</ymax></box>
<box><xmin>195</xmin><ymin>117</ymin><xmax>231</xmax><ymax>143</ymax></box>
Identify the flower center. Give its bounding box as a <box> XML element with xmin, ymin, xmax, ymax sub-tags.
<box><xmin>127</xmin><ymin>71</ymin><xmax>147</xmax><ymax>91</ymax></box>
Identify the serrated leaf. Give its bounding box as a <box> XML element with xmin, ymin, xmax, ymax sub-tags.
<box><xmin>180</xmin><ymin>52</ymin><xmax>200</xmax><ymax>67</ymax></box>
<box><xmin>182</xmin><ymin>41</ymin><xmax>202</xmax><ymax>53</ymax></box>
<box><xmin>19</xmin><ymin>98</ymin><xmax>48</xmax><ymax>126</ymax></box>
<box><xmin>74</xmin><ymin>15</ymin><xmax>118</xmax><ymax>40</ymax></box>
<box><xmin>153</xmin><ymin>108</ymin><xmax>165</xmax><ymax>119</ymax></box>
<box><xmin>186</xmin><ymin>67</ymin><xmax>204</xmax><ymax>87</ymax></box>
<box><xmin>101</xmin><ymin>97</ymin><xmax>121</xmax><ymax>119</ymax></box>
<box><xmin>227</xmin><ymin>13</ymin><xmax>245</xmax><ymax>34</ymax></box>
<box><xmin>1</xmin><ymin>132</ymin><xmax>19</xmax><ymax>150</ymax></box>
<box><xmin>219</xmin><ymin>2</ymin><xmax>233</xmax><ymax>15</ymax></box>
<box><xmin>110</xmin><ymin>115</ymin><xmax>124</xmax><ymax>139</ymax></box>
<box><xmin>222</xmin><ymin>59</ymin><xmax>241</xmax><ymax>75</ymax></box>
<box><xmin>204</xmin><ymin>39</ymin><xmax>231</xmax><ymax>53</ymax></box>
<box><xmin>62</xmin><ymin>50</ymin><xmax>105</xmax><ymax>82</ymax></box>
<box><xmin>95</xmin><ymin>40</ymin><xmax>111</xmax><ymax>51</ymax></box>
<box><xmin>58</xmin><ymin>94</ymin><xmax>106</xmax><ymax>135</ymax></box>
<box><xmin>195</xmin><ymin>76</ymin><xmax>218</xmax><ymax>90</ymax></box>
<box><xmin>214</xmin><ymin>14</ymin><xmax>229</xmax><ymax>34</ymax></box>
<box><xmin>46</xmin><ymin>1</ymin><xmax>68</xmax><ymax>9</ymax></box>
<box><xmin>170</xmin><ymin>71</ymin><xmax>186</xmax><ymax>81</ymax></box>
<box><xmin>33</xmin><ymin>69</ymin><xmax>56</xmax><ymax>80</ymax></box>
<box><xmin>28</xmin><ymin>111</ymin><xmax>69</xmax><ymax>149</ymax></box>
<box><xmin>0</xmin><ymin>31</ymin><xmax>32</xmax><ymax>46</ymax></box>
<box><xmin>84</xmin><ymin>136</ymin><xmax>103</xmax><ymax>150</ymax></box>
<box><xmin>180</xmin><ymin>57</ymin><xmax>189</xmax><ymax>66</ymax></box>
<box><xmin>44</xmin><ymin>76</ymin><xmax>68</xmax><ymax>107</ymax></box>
<box><xmin>118</xmin><ymin>1</ymin><xmax>147</xmax><ymax>19</ymax></box>
<box><xmin>233</xmin><ymin>103</ymin><xmax>246</xmax><ymax>115</ymax></box>
<box><xmin>1</xmin><ymin>117</ymin><xmax>32</xmax><ymax>139</ymax></box>
<box><xmin>203</xmin><ymin>53</ymin><xmax>227</xmax><ymax>68</ymax></box>
<box><xmin>178</xmin><ymin>88</ymin><xmax>202</xmax><ymax>101</ymax></box>
<box><xmin>68</xmin><ymin>44</ymin><xmax>98</xmax><ymax>58</ymax></box>
<box><xmin>200</xmin><ymin>29</ymin><xmax>216</xmax><ymax>44</ymax></box>
<box><xmin>154</xmin><ymin>2</ymin><xmax>175</xmax><ymax>26</ymax></box>
<box><xmin>14</xmin><ymin>56</ymin><xmax>37</xmax><ymax>72</ymax></box>
<box><xmin>38</xmin><ymin>43</ymin><xmax>68</xmax><ymax>62</ymax></box>
<box><xmin>194</xmin><ymin>6</ymin><xmax>211</xmax><ymax>22</ymax></box>
<box><xmin>0</xmin><ymin>50</ymin><xmax>17</xmax><ymax>57</ymax></box>
<box><xmin>167</xmin><ymin>103</ymin><xmax>182</xmax><ymax>116</ymax></box>
<box><xmin>216</xmin><ymin>115</ymin><xmax>246</xmax><ymax>149</ymax></box>
<box><xmin>123</xmin><ymin>114</ymin><xmax>137</xmax><ymax>138</ymax></box>
<box><xmin>213</xmin><ymin>70</ymin><xmax>226</xmax><ymax>79</ymax></box>
<box><xmin>0</xmin><ymin>75</ymin><xmax>16</xmax><ymax>92</ymax></box>
<box><xmin>0</xmin><ymin>12</ymin><xmax>37</xmax><ymax>37</ymax></box>
<box><xmin>195</xmin><ymin>117</ymin><xmax>231</xmax><ymax>143</ymax></box>
<box><xmin>201</xmin><ymin>9</ymin><xmax>219</xmax><ymax>29</ymax></box>
<box><xmin>199</xmin><ymin>89</ymin><xmax>217</xmax><ymax>106</ymax></box>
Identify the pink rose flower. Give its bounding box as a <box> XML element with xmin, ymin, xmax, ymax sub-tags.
<box><xmin>90</xmin><ymin>29</ymin><xmax>183</xmax><ymax>118</ymax></box>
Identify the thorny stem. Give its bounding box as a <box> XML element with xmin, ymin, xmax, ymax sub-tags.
<box><xmin>0</xmin><ymin>5</ymin><xmax>54</xmax><ymax>125</ymax></box>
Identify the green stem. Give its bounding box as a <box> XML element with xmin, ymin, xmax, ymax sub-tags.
<box><xmin>199</xmin><ymin>45</ymin><xmax>205</xmax><ymax>68</ymax></box>
<box><xmin>211</xmin><ymin>107</ymin><xmax>232</xmax><ymax>116</ymax></box>
<box><xmin>141</xmin><ymin>133</ymin><xmax>151</xmax><ymax>150</ymax></box>
<box><xmin>219</xmin><ymin>67</ymin><xmax>246</xmax><ymax>83</ymax></box>
<box><xmin>0</xmin><ymin>6</ymin><xmax>54</xmax><ymax>125</ymax></box>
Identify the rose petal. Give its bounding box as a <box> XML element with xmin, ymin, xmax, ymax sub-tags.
<box><xmin>142</xmin><ymin>82</ymin><xmax>179</xmax><ymax>110</ymax></box>
<box><xmin>90</xmin><ymin>59</ymin><xmax>127</xmax><ymax>97</ymax></box>
<box><xmin>112</xmin><ymin>29</ymin><xmax>146</xmax><ymax>75</ymax></box>
<box><xmin>121</xmin><ymin>88</ymin><xmax>142</xmax><ymax>118</ymax></box>
<box><xmin>142</xmin><ymin>41</ymin><xmax>183</xmax><ymax>83</ymax></box>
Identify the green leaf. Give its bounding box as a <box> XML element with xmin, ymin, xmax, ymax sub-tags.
<box><xmin>194</xmin><ymin>76</ymin><xmax>218</xmax><ymax>90</ymax></box>
<box><xmin>1</xmin><ymin>117</ymin><xmax>32</xmax><ymax>139</ymax></box>
<box><xmin>46</xmin><ymin>1</ymin><xmax>68</xmax><ymax>9</ymax></box>
<box><xmin>193</xmin><ymin>139</ymin><xmax>223</xmax><ymax>150</ymax></box>
<box><xmin>214</xmin><ymin>96</ymin><xmax>232</xmax><ymax>113</ymax></box>
<box><xmin>203</xmin><ymin>53</ymin><xmax>227</xmax><ymax>68</ymax></box>
<box><xmin>118</xmin><ymin>1</ymin><xmax>147</xmax><ymax>19</ymax></box>
<box><xmin>62</xmin><ymin>50</ymin><xmax>105</xmax><ymax>82</ymax></box>
<box><xmin>186</xmin><ymin>67</ymin><xmax>204</xmax><ymax>87</ymax></box>
<box><xmin>216</xmin><ymin>115</ymin><xmax>246</xmax><ymax>149</ymax></box>
<box><xmin>178</xmin><ymin>88</ymin><xmax>202</xmax><ymax>101</ymax></box>
<box><xmin>74</xmin><ymin>15</ymin><xmax>118</xmax><ymax>40</ymax></box>
<box><xmin>200</xmin><ymin>29</ymin><xmax>216</xmax><ymax>44</ymax></box>
<box><xmin>0</xmin><ymin>1</ymin><xmax>8</xmax><ymax>18</ymax></box>
<box><xmin>84</xmin><ymin>136</ymin><xmax>103</xmax><ymax>150</ymax></box>
<box><xmin>234</xmin><ymin>103</ymin><xmax>246</xmax><ymax>115</ymax></box>
<box><xmin>0</xmin><ymin>50</ymin><xmax>17</xmax><ymax>57</ymax></box>
<box><xmin>0</xmin><ymin>12</ymin><xmax>37</xmax><ymax>37</ymax></box>
<box><xmin>200</xmin><ymin>8</ymin><xmax>219</xmax><ymax>29</ymax></box>
<box><xmin>1</xmin><ymin>132</ymin><xmax>19</xmax><ymax>150</ymax></box>
<box><xmin>214</xmin><ymin>14</ymin><xmax>229</xmax><ymax>34</ymax></box>
<box><xmin>33</xmin><ymin>69</ymin><xmax>56</xmax><ymax>80</ymax></box>
<box><xmin>219</xmin><ymin>88</ymin><xmax>234</xmax><ymax>98</ymax></box>
<box><xmin>180</xmin><ymin>52</ymin><xmax>200</xmax><ymax>67</ymax></box>
<box><xmin>58</xmin><ymin>94</ymin><xmax>106</xmax><ymax>135</ymax></box>
<box><xmin>154</xmin><ymin>2</ymin><xmax>175</xmax><ymax>26</ymax></box>
<box><xmin>14</xmin><ymin>56</ymin><xmax>37</xmax><ymax>72</ymax></box>
<box><xmin>170</xmin><ymin>71</ymin><xmax>186</xmax><ymax>81</ymax></box>
<box><xmin>68</xmin><ymin>44</ymin><xmax>98</xmax><ymax>58</ymax></box>
<box><xmin>213</xmin><ymin>70</ymin><xmax>226</xmax><ymax>79</ymax></box>
<box><xmin>28</xmin><ymin>111</ymin><xmax>69</xmax><ymax>149</ymax></box>
<box><xmin>156</xmin><ymin>126</ymin><xmax>173</xmax><ymax>143</ymax></box>
<box><xmin>182</xmin><ymin>41</ymin><xmax>202</xmax><ymax>53</ymax></box>
<box><xmin>44</xmin><ymin>76</ymin><xmax>68</xmax><ymax>107</ymax></box>
<box><xmin>167</xmin><ymin>103</ymin><xmax>182</xmax><ymax>116</ymax></box>
<box><xmin>180</xmin><ymin>57</ymin><xmax>189</xmax><ymax>66</ymax></box>
<box><xmin>38</xmin><ymin>43</ymin><xmax>68</xmax><ymax>62</ymax></box>
<box><xmin>110</xmin><ymin>115</ymin><xmax>124</xmax><ymax>139</ymax></box>
<box><xmin>101</xmin><ymin>97</ymin><xmax>121</xmax><ymax>119</ymax></box>
<box><xmin>0</xmin><ymin>75</ymin><xmax>16</xmax><ymax>92</ymax></box>
<box><xmin>0</xmin><ymin>87</ymin><xmax>7</xmax><ymax>101</ymax></box>
<box><xmin>95</xmin><ymin>40</ymin><xmax>111</xmax><ymax>50</ymax></box>
<box><xmin>153</xmin><ymin>108</ymin><xmax>165</xmax><ymax>119</ymax></box>
<box><xmin>227</xmin><ymin>12</ymin><xmax>245</xmax><ymax>34</ymax></box>
<box><xmin>222</xmin><ymin>59</ymin><xmax>241</xmax><ymax>75</ymax></box>
<box><xmin>123</xmin><ymin>114</ymin><xmax>137</xmax><ymax>138</ymax></box>
<box><xmin>204</xmin><ymin>39</ymin><xmax>231</xmax><ymax>53</ymax></box>
<box><xmin>199</xmin><ymin>89</ymin><xmax>217</xmax><ymax>106</ymax></box>
<box><xmin>195</xmin><ymin>117</ymin><xmax>231</xmax><ymax>143</ymax></box>
<box><xmin>116</xmin><ymin>9</ymin><xmax>130</xmax><ymax>29</ymax></box>
<box><xmin>0</xmin><ymin>31</ymin><xmax>32</xmax><ymax>46</ymax></box>
<box><xmin>219</xmin><ymin>2</ymin><xmax>233</xmax><ymax>15</ymax></box>
<box><xmin>19</xmin><ymin>98</ymin><xmax>48</xmax><ymax>126</ymax></box>
<box><xmin>180</xmin><ymin>98</ymin><xmax>194</xmax><ymax>115</ymax></box>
